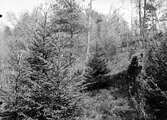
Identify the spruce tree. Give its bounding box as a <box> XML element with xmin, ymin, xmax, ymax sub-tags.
<box><xmin>144</xmin><ymin>35</ymin><xmax>167</xmax><ymax>120</ymax></box>
<box><xmin>0</xmin><ymin>1</ymin><xmax>83</xmax><ymax>119</ymax></box>
<box><xmin>83</xmin><ymin>45</ymin><xmax>110</xmax><ymax>91</ymax></box>
<box><xmin>21</xmin><ymin>4</ymin><xmax>82</xmax><ymax>119</ymax></box>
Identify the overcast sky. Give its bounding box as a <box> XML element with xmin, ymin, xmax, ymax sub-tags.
<box><xmin>91</xmin><ymin>0</ymin><xmax>132</xmax><ymax>22</ymax></box>
<box><xmin>0</xmin><ymin>0</ymin><xmax>132</xmax><ymax>28</ymax></box>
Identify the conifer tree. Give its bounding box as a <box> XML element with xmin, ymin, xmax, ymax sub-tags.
<box><xmin>21</xmin><ymin>4</ymin><xmax>82</xmax><ymax>120</ymax></box>
<box><xmin>0</xmin><ymin>1</ymin><xmax>83</xmax><ymax>119</ymax></box>
<box><xmin>83</xmin><ymin>44</ymin><xmax>110</xmax><ymax>91</ymax></box>
<box><xmin>144</xmin><ymin>35</ymin><xmax>167</xmax><ymax>120</ymax></box>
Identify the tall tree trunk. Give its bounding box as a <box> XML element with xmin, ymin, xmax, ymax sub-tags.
<box><xmin>143</xmin><ymin>0</ymin><xmax>147</xmax><ymax>48</ymax></box>
<box><xmin>138</xmin><ymin>0</ymin><xmax>142</xmax><ymax>37</ymax></box>
<box><xmin>96</xmin><ymin>19</ymin><xmax>102</xmax><ymax>52</ymax></box>
<box><xmin>138</xmin><ymin>0</ymin><xmax>145</xmax><ymax>48</ymax></box>
<box><xmin>86</xmin><ymin>0</ymin><xmax>92</xmax><ymax>62</ymax></box>
<box><xmin>143</xmin><ymin>0</ymin><xmax>147</xmax><ymax>29</ymax></box>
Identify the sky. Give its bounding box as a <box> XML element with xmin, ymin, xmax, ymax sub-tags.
<box><xmin>90</xmin><ymin>0</ymin><xmax>132</xmax><ymax>23</ymax></box>
<box><xmin>0</xmin><ymin>0</ymin><xmax>132</xmax><ymax>28</ymax></box>
<box><xmin>0</xmin><ymin>0</ymin><xmax>46</xmax><ymax>28</ymax></box>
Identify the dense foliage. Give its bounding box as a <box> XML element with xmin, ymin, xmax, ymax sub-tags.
<box><xmin>143</xmin><ymin>34</ymin><xmax>167</xmax><ymax>120</ymax></box>
<box><xmin>83</xmin><ymin>46</ymin><xmax>110</xmax><ymax>91</ymax></box>
<box><xmin>0</xmin><ymin>0</ymin><xmax>167</xmax><ymax>120</ymax></box>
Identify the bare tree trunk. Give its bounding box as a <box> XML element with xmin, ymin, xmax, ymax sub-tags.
<box><xmin>130</xmin><ymin>0</ymin><xmax>133</xmax><ymax>33</ymax></box>
<box><xmin>143</xmin><ymin>0</ymin><xmax>147</xmax><ymax>29</ymax></box>
<box><xmin>143</xmin><ymin>0</ymin><xmax>147</xmax><ymax>48</ymax></box>
<box><xmin>86</xmin><ymin>0</ymin><xmax>92</xmax><ymax>62</ymax></box>
<box><xmin>138</xmin><ymin>0</ymin><xmax>145</xmax><ymax>48</ymax></box>
<box><xmin>138</xmin><ymin>0</ymin><xmax>142</xmax><ymax>37</ymax></box>
<box><xmin>96</xmin><ymin>19</ymin><xmax>102</xmax><ymax>52</ymax></box>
